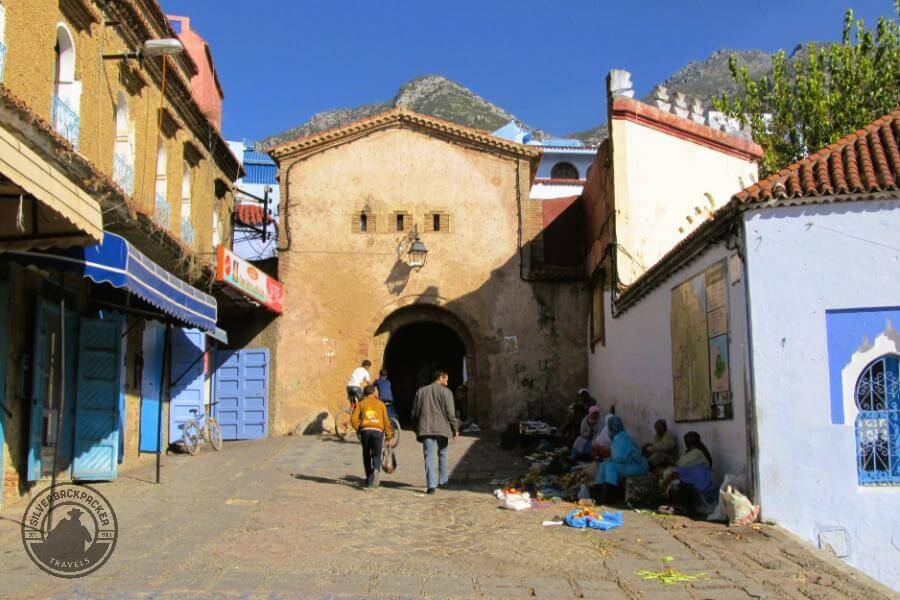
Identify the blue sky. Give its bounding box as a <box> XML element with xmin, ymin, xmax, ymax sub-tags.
<box><xmin>158</xmin><ymin>1</ymin><xmax>893</xmax><ymax>141</ymax></box>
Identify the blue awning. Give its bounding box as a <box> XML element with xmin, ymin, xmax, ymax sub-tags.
<box><xmin>5</xmin><ymin>232</ymin><xmax>217</xmax><ymax>331</ymax></box>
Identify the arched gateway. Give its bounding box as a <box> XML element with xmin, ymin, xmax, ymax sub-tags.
<box><xmin>372</xmin><ymin>304</ymin><xmax>478</xmax><ymax>424</ymax></box>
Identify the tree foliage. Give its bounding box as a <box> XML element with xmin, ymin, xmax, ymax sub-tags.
<box><xmin>713</xmin><ymin>4</ymin><xmax>900</xmax><ymax>176</ymax></box>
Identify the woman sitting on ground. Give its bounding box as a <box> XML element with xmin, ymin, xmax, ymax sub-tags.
<box><xmin>571</xmin><ymin>406</ymin><xmax>601</xmax><ymax>460</ymax></box>
<box><xmin>662</xmin><ymin>431</ymin><xmax>717</xmax><ymax>515</ymax></box>
<box><xmin>592</xmin><ymin>415</ymin><xmax>649</xmax><ymax>502</ymax></box>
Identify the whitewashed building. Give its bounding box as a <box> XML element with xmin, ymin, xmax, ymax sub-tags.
<box><xmin>584</xmin><ymin>90</ymin><xmax>900</xmax><ymax>590</ymax></box>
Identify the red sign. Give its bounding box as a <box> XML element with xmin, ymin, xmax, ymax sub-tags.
<box><xmin>216</xmin><ymin>246</ymin><xmax>284</xmax><ymax>314</ymax></box>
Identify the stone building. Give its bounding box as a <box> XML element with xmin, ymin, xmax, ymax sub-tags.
<box><xmin>268</xmin><ymin>109</ymin><xmax>587</xmax><ymax>434</ymax></box>
<box><xmin>0</xmin><ymin>0</ymin><xmax>240</xmax><ymax>506</ymax></box>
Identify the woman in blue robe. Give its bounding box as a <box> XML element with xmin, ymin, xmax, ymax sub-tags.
<box><xmin>595</xmin><ymin>415</ymin><xmax>649</xmax><ymax>488</ymax></box>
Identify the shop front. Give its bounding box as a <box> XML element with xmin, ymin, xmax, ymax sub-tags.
<box><xmin>3</xmin><ymin>233</ymin><xmax>218</xmax><ymax>488</ymax></box>
<box><xmin>211</xmin><ymin>246</ymin><xmax>283</xmax><ymax>440</ymax></box>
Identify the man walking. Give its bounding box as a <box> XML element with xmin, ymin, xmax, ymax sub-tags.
<box><xmin>411</xmin><ymin>370</ymin><xmax>458</xmax><ymax>494</ymax></box>
<box><xmin>350</xmin><ymin>384</ymin><xmax>394</xmax><ymax>489</ymax></box>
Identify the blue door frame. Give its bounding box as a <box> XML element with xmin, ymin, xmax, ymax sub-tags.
<box><xmin>214</xmin><ymin>349</ymin><xmax>269</xmax><ymax>440</ymax></box>
<box><xmin>169</xmin><ymin>328</ymin><xmax>205</xmax><ymax>444</ymax></box>
<box><xmin>139</xmin><ymin>321</ymin><xmax>166</xmax><ymax>452</ymax></box>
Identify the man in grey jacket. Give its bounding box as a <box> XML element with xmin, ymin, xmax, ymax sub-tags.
<box><xmin>411</xmin><ymin>370</ymin><xmax>459</xmax><ymax>494</ymax></box>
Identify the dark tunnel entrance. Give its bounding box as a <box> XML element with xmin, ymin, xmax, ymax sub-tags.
<box><xmin>382</xmin><ymin>321</ymin><xmax>466</xmax><ymax>424</ymax></box>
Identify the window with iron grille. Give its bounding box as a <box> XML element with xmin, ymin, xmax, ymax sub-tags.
<box><xmin>855</xmin><ymin>353</ymin><xmax>900</xmax><ymax>485</ymax></box>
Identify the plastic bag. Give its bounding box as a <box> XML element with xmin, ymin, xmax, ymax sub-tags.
<box><xmin>564</xmin><ymin>509</ymin><xmax>623</xmax><ymax>530</ymax></box>
<box><xmin>707</xmin><ymin>474</ymin><xmax>746</xmax><ymax>522</ymax></box>
<box><xmin>720</xmin><ymin>485</ymin><xmax>759</xmax><ymax>527</ymax></box>
<box><xmin>381</xmin><ymin>445</ymin><xmax>397</xmax><ymax>474</ymax></box>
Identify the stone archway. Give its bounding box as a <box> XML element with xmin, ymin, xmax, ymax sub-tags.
<box><xmin>372</xmin><ymin>303</ymin><xmax>480</xmax><ymax>425</ymax></box>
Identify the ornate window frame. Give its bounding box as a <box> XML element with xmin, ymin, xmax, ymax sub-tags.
<box><xmin>841</xmin><ymin>326</ymin><xmax>900</xmax><ymax>486</ymax></box>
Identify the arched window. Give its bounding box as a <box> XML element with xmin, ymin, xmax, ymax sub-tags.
<box><xmin>0</xmin><ymin>3</ymin><xmax>8</xmax><ymax>82</ymax></box>
<box><xmin>113</xmin><ymin>93</ymin><xmax>134</xmax><ymax>194</ymax></box>
<box><xmin>855</xmin><ymin>353</ymin><xmax>900</xmax><ymax>485</ymax></box>
<box><xmin>52</xmin><ymin>24</ymin><xmax>81</xmax><ymax>148</ymax></box>
<box><xmin>212</xmin><ymin>207</ymin><xmax>221</xmax><ymax>249</ymax></box>
<box><xmin>551</xmin><ymin>162</ymin><xmax>579</xmax><ymax>180</ymax></box>
<box><xmin>154</xmin><ymin>145</ymin><xmax>169</xmax><ymax>226</ymax></box>
<box><xmin>181</xmin><ymin>161</ymin><xmax>194</xmax><ymax>244</ymax></box>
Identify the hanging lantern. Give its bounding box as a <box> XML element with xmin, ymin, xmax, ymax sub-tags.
<box><xmin>408</xmin><ymin>232</ymin><xmax>428</xmax><ymax>271</ymax></box>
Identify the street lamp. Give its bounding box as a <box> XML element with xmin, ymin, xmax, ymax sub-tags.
<box><xmin>398</xmin><ymin>224</ymin><xmax>428</xmax><ymax>271</ymax></box>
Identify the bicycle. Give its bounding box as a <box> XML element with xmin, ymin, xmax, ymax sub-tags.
<box><xmin>334</xmin><ymin>398</ymin><xmax>401</xmax><ymax>449</ymax></box>
<box><xmin>182</xmin><ymin>402</ymin><xmax>223</xmax><ymax>455</ymax></box>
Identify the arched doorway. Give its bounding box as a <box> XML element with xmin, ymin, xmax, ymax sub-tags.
<box><xmin>383</xmin><ymin>322</ymin><xmax>466</xmax><ymax>423</ymax></box>
<box><xmin>373</xmin><ymin>303</ymin><xmax>477</xmax><ymax>425</ymax></box>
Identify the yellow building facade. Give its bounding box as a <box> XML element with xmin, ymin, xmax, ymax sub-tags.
<box><xmin>0</xmin><ymin>0</ymin><xmax>240</xmax><ymax>506</ymax></box>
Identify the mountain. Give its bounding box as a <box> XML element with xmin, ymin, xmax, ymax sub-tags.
<box><xmin>263</xmin><ymin>44</ymin><xmax>832</xmax><ymax>150</ymax></box>
<box><xmin>569</xmin><ymin>49</ymin><xmax>773</xmax><ymax>145</ymax></box>
<box><xmin>261</xmin><ymin>75</ymin><xmax>541</xmax><ymax>149</ymax></box>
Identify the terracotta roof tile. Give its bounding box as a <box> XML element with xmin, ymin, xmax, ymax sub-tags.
<box><xmin>735</xmin><ymin>109</ymin><xmax>900</xmax><ymax>204</ymax></box>
<box><xmin>235</xmin><ymin>204</ymin><xmax>272</xmax><ymax>226</ymax></box>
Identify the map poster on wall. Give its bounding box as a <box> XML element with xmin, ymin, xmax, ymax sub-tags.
<box><xmin>671</xmin><ymin>260</ymin><xmax>733</xmax><ymax>422</ymax></box>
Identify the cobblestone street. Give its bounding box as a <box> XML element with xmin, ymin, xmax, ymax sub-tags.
<box><xmin>0</xmin><ymin>432</ymin><xmax>895</xmax><ymax>599</ymax></box>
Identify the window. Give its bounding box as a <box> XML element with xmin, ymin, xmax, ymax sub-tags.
<box><xmin>551</xmin><ymin>162</ymin><xmax>579</xmax><ymax>180</ymax></box>
<box><xmin>425</xmin><ymin>212</ymin><xmax>449</xmax><ymax>233</ymax></box>
<box><xmin>181</xmin><ymin>161</ymin><xmax>194</xmax><ymax>244</ymax></box>
<box><xmin>396</xmin><ymin>213</ymin><xmax>404</xmax><ymax>232</ymax></box>
<box><xmin>113</xmin><ymin>93</ymin><xmax>134</xmax><ymax>194</ymax></box>
<box><xmin>212</xmin><ymin>207</ymin><xmax>221</xmax><ymax>249</ymax></box>
<box><xmin>433</xmin><ymin>213</ymin><xmax>441</xmax><ymax>232</ymax></box>
<box><xmin>0</xmin><ymin>3</ymin><xmax>7</xmax><ymax>82</ymax></box>
<box><xmin>153</xmin><ymin>145</ymin><xmax>169</xmax><ymax>226</ymax></box>
<box><xmin>52</xmin><ymin>24</ymin><xmax>81</xmax><ymax>148</ymax></box>
<box><xmin>855</xmin><ymin>354</ymin><xmax>900</xmax><ymax>485</ymax></box>
<box><xmin>360</xmin><ymin>212</ymin><xmax>368</xmax><ymax>232</ymax></box>
<box><xmin>352</xmin><ymin>211</ymin><xmax>375</xmax><ymax>233</ymax></box>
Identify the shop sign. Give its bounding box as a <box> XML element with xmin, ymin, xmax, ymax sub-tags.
<box><xmin>216</xmin><ymin>246</ymin><xmax>284</xmax><ymax>314</ymax></box>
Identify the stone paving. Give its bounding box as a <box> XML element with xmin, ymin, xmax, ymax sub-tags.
<box><xmin>0</xmin><ymin>430</ymin><xmax>895</xmax><ymax>599</ymax></box>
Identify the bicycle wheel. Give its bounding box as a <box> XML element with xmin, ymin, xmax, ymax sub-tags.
<box><xmin>387</xmin><ymin>418</ymin><xmax>401</xmax><ymax>449</ymax></box>
<box><xmin>206</xmin><ymin>417</ymin><xmax>223</xmax><ymax>451</ymax></box>
<box><xmin>182</xmin><ymin>420</ymin><xmax>201</xmax><ymax>455</ymax></box>
<box><xmin>335</xmin><ymin>410</ymin><xmax>354</xmax><ymax>441</ymax></box>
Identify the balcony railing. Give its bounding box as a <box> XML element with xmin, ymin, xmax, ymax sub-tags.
<box><xmin>154</xmin><ymin>193</ymin><xmax>170</xmax><ymax>228</ymax></box>
<box><xmin>51</xmin><ymin>95</ymin><xmax>80</xmax><ymax>149</ymax></box>
<box><xmin>180</xmin><ymin>217</ymin><xmax>194</xmax><ymax>246</ymax></box>
<box><xmin>113</xmin><ymin>153</ymin><xmax>134</xmax><ymax>195</ymax></box>
<box><xmin>0</xmin><ymin>42</ymin><xmax>7</xmax><ymax>83</ymax></box>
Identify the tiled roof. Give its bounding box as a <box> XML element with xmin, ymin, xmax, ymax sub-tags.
<box><xmin>734</xmin><ymin>110</ymin><xmax>899</xmax><ymax>204</ymax></box>
<box><xmin>268</xmin><ymin>108</ymin><xmax>543</xmax><ymax>162</ymax></box>
<box><xmin>235</xmin><ymin>204</ymin><xmax>272</xmax><ymax>226</ymax></box>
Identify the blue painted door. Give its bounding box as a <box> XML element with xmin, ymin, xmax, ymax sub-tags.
<box><xmin>139</xmin><ymin>321</ymin><xmax>166</xmax><ymax>452</ymax></box>
<box><xmin>169</xmin><ymin>328</ymin><xmax>205</xmax><ymax>444</ymax></box>
<box><xmin>27</xmin><ymin>301</ymin><xmax>59</xmax><ymax>481</ymax></box>
<box><xmin>0</xmin><ymin>282</ymin><xmax>9</xmax><ymax>498</ymax></box>
<box><xmin>72</xmin><ymin>317</ymin><xmax>121</xmax><ymax>480</ymax></box>
<box><xmin>214</xmin><ymin>349</ymin><xmax>269</xmax><ymax>440</ymax></box>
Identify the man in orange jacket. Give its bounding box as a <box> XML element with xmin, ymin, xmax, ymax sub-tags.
<box><xmin>350</xmin><ymin>384</ymin><xmax>394</xmax><ymax>489</ymax></box>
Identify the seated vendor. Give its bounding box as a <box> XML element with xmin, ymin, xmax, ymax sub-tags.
<box><xmin>571</xmin><ymin>406</ymin><xmax>601</xmax><ymax>460</ymax></box>
<box><xmin>662</xmin><ymin>431</ymin><xmax>717</xmax><ymax>516</ymax></box>
<box><xmin>593</xmin><ymin>415</ymin><xmax>649</xmax><ymax>502</ymax></box>
<box><xmin>642</xmin><ymin>419</ymin><xmax>679</xmax><ymax>469</ymax></box>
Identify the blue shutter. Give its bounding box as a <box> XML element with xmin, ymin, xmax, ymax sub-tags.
<box><xmin>214</xmin><ymin>349</ymin><xmax>269</xmax><ymax>440</ymax></box>
<box><xmin>72</xmin><ymin>317</ymin><xmax>121</xmax><ymax>480</ymax></box>
<box><xmin>139</xmin><ymin>322</ymin><xmax>166</xmax><ymax>452</ymax></box>
<box><xmin>27</xmin><ymin>301</ymin><xmax>59</xmax><ymax>481</ymax></box>
<box><xmin>169</xmin><ymin>328</ymin><xmax>205</xmax><ymax>443</ymax></box>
